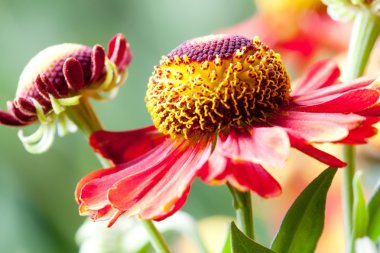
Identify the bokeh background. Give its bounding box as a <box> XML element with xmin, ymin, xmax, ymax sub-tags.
<box><xmin>1</xmin><ymin>1</ymin><xmax>380</xmax><ymax>253</ymax></box>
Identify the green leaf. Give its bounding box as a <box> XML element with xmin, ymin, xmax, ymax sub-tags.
<box><xmin>352</xmin><ymin>171</ymin><xmax>369</xmax><ymax>239</ymax></box>
<box><xmin>220</xmin><ymin>229</ymin><xmax>231</xmax><ymax>253</ymax></box>
<box><xmin>367</xmin><ymin>181</ymin><xmax>380</xmax><ymax>240</ymax></box>
<box><xmin>230</xmin><ymin>222</ymin><xmax>276</xmax><ymax>253</ymax></box>
<box><xmin>271</xmin><ymin>168</ymin><xmax>338</xmax><ymax>253</ymax></box>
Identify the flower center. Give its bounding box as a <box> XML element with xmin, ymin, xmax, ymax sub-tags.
<box><xmin>146</xmin><ymin>34</ymin><xmax>291</xmax><ymax>140</ymax></box>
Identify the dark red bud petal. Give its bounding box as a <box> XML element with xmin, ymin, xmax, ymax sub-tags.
<box><xmin>108</xmin><ymin>33</ymin><xmax>131</xmax><ymax>71</ymax></box>
<box><xmin>63</xmin><ymin>57</ymin><xmax>84</xmax><ymax>91</ymax></box>
<box><xmin>90</xmin><ymin>45</ymin><xmax>106</xmax><ymax>82</ymax></box>
<box><xmin>0</xmin><ymin>109</ymin><xmax>24</xmax><ymax>126</ymax></box>
<box><xmin>8</xmin><ymin>102</ymin><xmax>35</xmax><ymax>124</ymax></box>
<box><xmin>14</xmin><ymin>97</ymin><xmax>36</xmax><ymax>116</ymax></box>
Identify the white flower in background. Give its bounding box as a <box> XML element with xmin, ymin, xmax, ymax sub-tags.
<box><xmin>76</xmin><ymin>211</ymin><xmax>206</xmax><ymax>253</ymax></box>
<box><xmin>355</xmin><ymin>237</ymin><xmax>380</xmax><ymax>253</ymax></box>
<box><xmin>322</xmin><ymin>0</ymin><xmax>380</xmax><ymax>21</ymax></box>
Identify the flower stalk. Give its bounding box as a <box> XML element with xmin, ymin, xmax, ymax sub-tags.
<box><xmin>344</xmin><ymin>11</ymin><xmax>380</xmax><ymax>81</ymax></box>
<box><xmin>342</xmin><ymin>9</ymin><xmax>380</xmax><ymax>253</ymax></box>
<box><xmin>69</xmin><ymin>99</ymin><xmax>171</xmax><ymax>253</ymax></box>
<box><xmin>228</xmin><ymin>184</ymin><xmax>255</xmax><ymax>239</ymax></box>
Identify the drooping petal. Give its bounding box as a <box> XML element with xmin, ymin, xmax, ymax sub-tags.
<box><xmin>89</xmin><ymin>125</ymin><xmax>166</xmax><ymax>164</ymax></box>
<box><xmin>78</xmin><ymin>140</ymin><xmax>176</xmax><ymax>213</ymax></box>
<box><xmin>291</xmin><ymin>59</ymin><xmax>340</xmax><ymax>96</ymax></box>
<box><xmin>107</xmin><ymin>140</ymin><xmax>211</xmax><ymax>220</ymax></box>
<box><xmin>288</xmin><ymin>134</ymin><xmax>346</xmax><ymax>167</ymax></box>
<box><xmin>269</xmin><ymin>110</ymin><xmax>364</xmax><ymax>143</ymax></box>
<box><xmin>78</xmin><ymin>139</ymin><xmax>211</xmax><ymax>223</ymax></box>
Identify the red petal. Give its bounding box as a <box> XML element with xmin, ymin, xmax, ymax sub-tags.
<box><xmin>79</xmin><ymin>139</ymin><xmax>211</xmax><ymax>222</ymax></box>
<box><xmin>219</xmin><ymin>127</ymin><xmax>289</xmax><ymax>168</ymax></box>
<box><xmin>107</xmin><ymin>140</ymin><xmax>211</xmax><ymax>220</ymax></box>
<box><xmin>200</xmin><ymin>132</ymin><xmax>282</xmax><ymax>198</ymax></box>
<box><xmin>288</xmin><ymin>134</ymin><xmax>346</xmax><ymax>167</ymax></box>
<box><xmin>359</xmin><ymin>104</ymin><xmax>380</xmax><ymax>116</ymax></box>
<box><xmin>291</xmin><ymin>59</ymin><xmax>340</xmax><ymax>96</ymax></box>
<box><xmin>0</xmin><ymin>109</ymin><xmax>24</xmax><ymax>126</ymax></box>
<box><xmin>269</xmin><ymin>110</ymin><xmax>364</xmax><ymax>143</ymax></box>
<box><xmin>337</xmin><ymin>116</ymin><xmax>379</xmax><ymax>144</ymax></box>
<box><xmin>228</xmin><ymin>160</ymin><xmax>282</xmax><ymax>198</ymax></box>
<box><xmin>107</xmin><ymin>33</ymin><xmax>132</xmax><ymax>71</ymax></box>
<box><xmin>76</xmin><ymin>165</ymin><xmax>123</xmax><ymax>207</ymax></box>
<box><xmin>90</xmin><ymin>45</ymin><xmax>106</xmax><ymax>82</ymax></box>
<box><xmin>79</xmin><ymin>141</ymin><xmax>175</xmax><ymax>210</ymax></box>
<box><xmin>293</xmin><ymin>76</ymin><xmax>375</xmax><ymax>103</ymax></box>
<box><xmin>63</xmin><ymin>57</ymin><xmax>84</xmax><ymax>91</ymax></box>
<box><xmin>291</xmin><ymin>89</ymin><xmax>380</xmax><ymax>113</ymax></box>
<box><xmin>89</xmin><ymin>125</ymin><xmax>166</xmax><ymax>164</ymax></box>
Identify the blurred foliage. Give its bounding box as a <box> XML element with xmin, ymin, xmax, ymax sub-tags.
<box><xmin>0</xmin><ymin>0</ymin><xmax>255</xmax><ymax>252</ymax></box>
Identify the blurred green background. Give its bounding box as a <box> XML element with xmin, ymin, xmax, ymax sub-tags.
<box><xmin>0</xmin><ymin>1</ymin><xmax>256</xmax><ymax>252</ymax></box>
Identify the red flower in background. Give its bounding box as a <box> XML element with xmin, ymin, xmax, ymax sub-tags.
<box><xmin>76</xmin><ymin>34</ymin><xmax>380</xmax><ymax>226</ymax></box>
<box><xmin>221</xmin><ymin>0</ymin><xmax>351</xmax><ymax>73</ymax></box>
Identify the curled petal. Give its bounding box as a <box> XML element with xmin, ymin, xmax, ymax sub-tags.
<box><xmin>90</xmin><ymin>126</ymin><xmax>166</xmax><ymax>164</ymax></box>
<box><xmin>79</xmin><ymin>203</ymin><xmax>123</xmax><ymax>227</ymax></box>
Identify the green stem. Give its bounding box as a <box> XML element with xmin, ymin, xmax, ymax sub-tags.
<box><xmin>343</xmin><ymin>145</ymin><xmax>355</xmax><ymax>253</ymax></box>
<box><xmin>228</xmin><ymin>184</ymin><xmax>254</xmax><ymax>239</ymax></box>
<box><xmin>342</xmin><ymin>10</ymin><xmax>380</xmax><ymax>253</ymax></box>
<box><xmin>344</xmin><ymin>11</ymin><xmax>380</xmax><ymax>81</ymax></box>
<box><xmin>66</xmin><ymin>97</ymin><xmax>103</xmax><ymax>136</ymax></box>
<box><xmin>67</xmin><ymin>98</ymin><xmax>171</xmax><ymax>253</ymax></box>
<box><xmin>141</xmin><ymin>219</ymin><xmax>172</xmax><ymax>253</ymax></box>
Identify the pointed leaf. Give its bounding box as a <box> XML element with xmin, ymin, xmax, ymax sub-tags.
<box><xmin>352</xmin><ymin>171</ymin><xmax>369</xmax><ymax>239</ymax></box>
<box><xmin>230</xmin><ymin>222</ymin><xmax>276</xmax><ymax>253</ymax></box>
<box><xmin>271</xmin><ymin>168</ymin><xmax>337</xmax><ymax>253</ymax></box>
<box><xmin>367</xmin><ymin>181</ymin><xmax>380</xmax><ymax>240</ymax></box>
<box><xmin>221</xmin><ymin>229</ymin><xmax>231</xmax><ymax>253</ymax></box>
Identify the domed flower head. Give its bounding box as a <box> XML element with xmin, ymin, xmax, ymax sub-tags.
<box><xmin>76</xmin><ymin>34</ymin><xmax>380</xmax><ymax>226</ymax></box>
<box><xmin>0</xmin><ymin>34</ymin><xmax>132</xmax><ymax>153</ymax></box>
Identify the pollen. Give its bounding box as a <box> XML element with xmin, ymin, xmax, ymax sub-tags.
<box><xmin>146</xmin><ymin>34</ymin><xmax>291</xmax><ymax>140</ymax></box>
